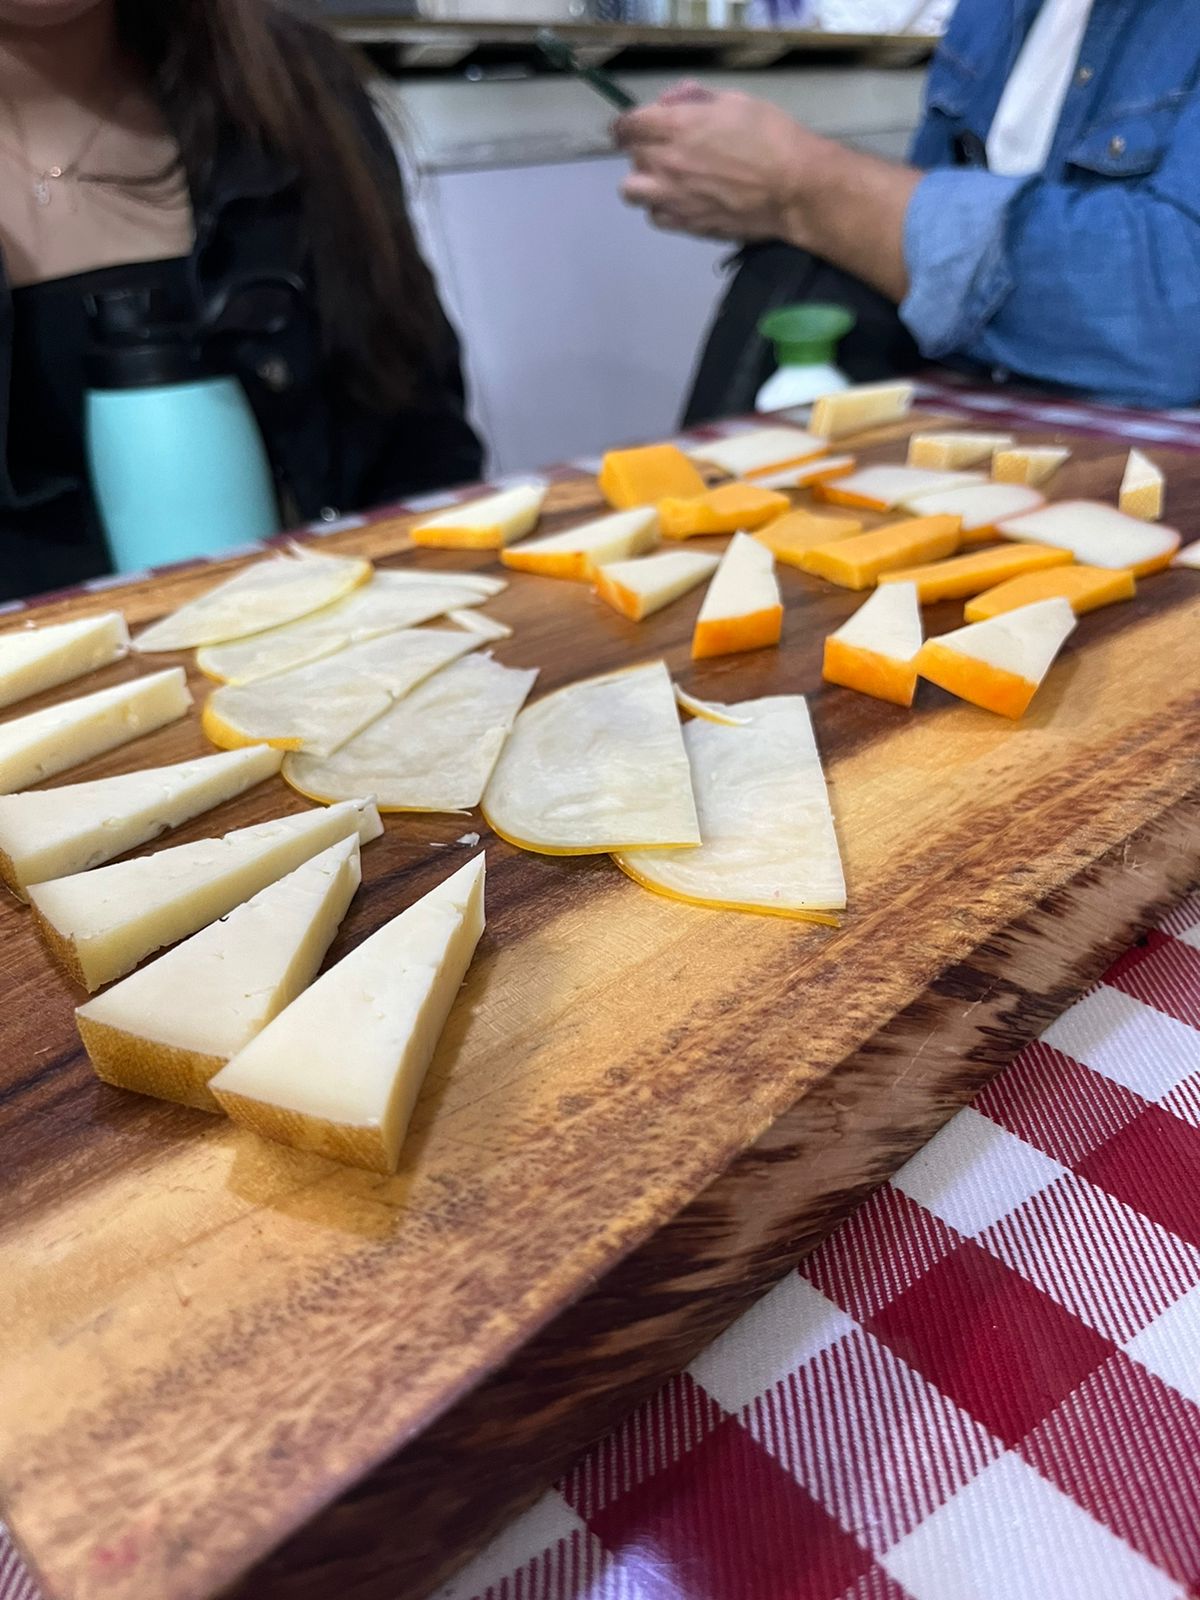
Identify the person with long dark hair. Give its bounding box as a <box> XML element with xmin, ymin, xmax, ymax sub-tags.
<box><xmin>0</xmin><ymin>0</ymin><xmax>483</xmax><ymax>600</ymax></box>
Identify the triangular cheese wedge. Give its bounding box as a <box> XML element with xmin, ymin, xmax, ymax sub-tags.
<box><xmin>483</xmin><ymin>660</ymin><xmax>699</xmax><ymax>854</ymax></box>
<box><xmin>900</xmin><ymin>481</ymin><xmax>1044</xmax><ymax>542</ymax></box>
<box><xmin>0</xmin><ymin>744</ymin><xmax>282</xmax><ymax>900</ymax></box>
<box><xmin>917</xmin><ymin>598</ymin><xmax>1076</xmax><ymax>719</ymax></box>
<box><xmin>1119</xmin><ymin>449</ymin><xmax>1164</xmax><ymax>521</ymax></box>
<box><xmin>688</xmin><ymin>427</ymin><xmax>826</xmax><ymax>478</ymax></box>
<box><xmin>753</xmin><ymin>509</ymin><xmax>861</xmax><ymax>567</ymax></box>
<box><xmin>907</xmin><ymin>432</ymin><xmax>1013</xmax><ymax>470</ymax></box>
<box><xmin>593</xmin><ymin>550</ymin><xmax>719</xmax><ymax>621</ymax></box>
<box><xmin>823</xmin><ymin>582</ymin><xmax>923</xmax><ymax>707</ymax></box>
<box><xmin>965</xmin><ymin>565</ymin><xmax>1135</xmax><ymax>622</ymax></box>
<box><xmin>134</xmin><ymin>548</ymin><xmax>371</xmax><ymax>652</ymax></box>
<box><xmin>77</xmin><ymin>837</ymin><xmax>362</xmax><ymax>1111</ymax></box>
<box><xmin>992</xmin><ymin>446</ymin><xmax>1070</xmax><ymax>486</ymax></box>
<box><xmin>692</xmin><ymin>532</ymin><xmax>782</xmax><ymax>659</ymax></box>
<box><xmin>810</xmin><ymin>381</ymin><xmax>914</xmax><ymax>439</ymax></box>
<box><xmin>283</xmin><ymin>654</ymin><xmax>538</xmax><ymax>812</ymax></box>
<box><xmin>410</xmin><ymin>484</ymin><xmax>546</xmax><ymax>549</ymax></box>
<box><xmin>1174</xmin><ymin>541</ymin><xmax>1200</xmax><ymax>570</ymax></box>
<box><xmin>878</xmin><ymin>542</ymin><xmax>1072</xmax><ymax>603</ymax></box>
<box><xmin>28</xmin><ymin>797</ymin><xmax>382</xmax><ymax>991</ymax></box>
<box><xmin>202</xmin><ymin>628</ymin><xmax>479</xmax><ymax>758</ymax></box>
<box><xmin>501</xmin><ymin>508</ymin><xmax>658</xmax><ymax>580</ymax></box>
<box><xmin>996</xmin><ymin>500</ymin><xmax>1181</xmax><ymax>576</ymax></box>
<box><xmin>0</xmin><ymin>668</ymin><xmax>191</xmax><ymax>795</ymax></box>
<box><xmin>616</xmin><ymin>696</ymin><xmax>844</xmax><ymax>919</ymax></box>
<box><xmin>816</xmin><ymin>466</ymin><xmax>985</xmax><ymax>512</ymax></box>
<box><xmin>800</xmin><ymin>515</ymin><xmax>961</xmax><ymax>590</ymax></box>
<box><xmin>195</xmin><ymin>569</ymin><xmax>489</xmax><ymax>684</ymax></box>
<box><xmin>211</xmin><ymin>854</ymin><xmax>486</xmax><ymax>1174</ymax></box>
<box><xmin>0</xmin><ymin>612</ymin><xmax>129</xmax><ymax>711</ymax></box>
<box><xmin>751</xmin><ymin>454</ymin><xmax>855</xmax><ymax>491</ymax></box>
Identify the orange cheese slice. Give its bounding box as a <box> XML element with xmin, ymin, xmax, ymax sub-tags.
<box><xmin>501</xmin><ymin>507</ymin><xmax>658</xmax><ymax>580</ymax></box>
<box><xmin>815</xmin><ymin>466</ymin><xmax>985</xmax><ymax>512</ymax></box>
<box><xmin>823</xmin><ymin>581</ymin><xmax>922</xmax><ymax>707</ymax></box>
<box><xmin>917</xmin><ymin>597</ymin><xmax>1076</xmax><ymax>719</ymax></box>
<box><xmin>964</xmin><ymin>565</ymin><xmax>1135</xmax><ymax>622</ymax></box>
<box><xmin>996</xmin><ymin>500</ymin><xmax>1181</xmax><ymax>577</ymax></box>
<box><xmin>753</xmin><ymin>509</ymin><xmax>862</xmax><ymax>567</ymax></box>
<box><xmin>799</xmin><ymin>515</ymin><xmax>962</xmax><ymax>590</ymax></box>
<box><xmin>659</xmin><ymin>482</ymin><xmax>790</xmax><ymax>539</ymax></box>
<box><xmin>878</xmin><ymin>542</ymin><xmax>1071</xmax><ymax>603</ymax></box>
<box><xmin>692</xmin><ymin>532</ymin><xmax>782</xmax><ymax>659</ymax></box>
<box><xmin>599</xmin><ymin>444</ymin><xmax>706</xmax><ymax>509</ymax></box>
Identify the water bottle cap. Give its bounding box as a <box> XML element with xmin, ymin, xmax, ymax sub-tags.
<box><xmin>758</xmin><ymin>303</ymin><xmax>856</xmax><ymax>367</ymax></box>
<box><xmin>84</xmin><ymin>288</ymin><xmax>208</xmax><ymax>389</ymax></box>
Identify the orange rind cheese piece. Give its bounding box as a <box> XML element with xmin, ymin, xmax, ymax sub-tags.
<box><xmin>598</xmin><ymin>444</ymin><xmax>706</xmax><ymax>509</ymax></box>
<box><xmin>996</xmin><ymin>500</ymin><xmax>1181</xmax><ymax>577</ymax></box>
<box><xmin>410</xmin><ymin>483</ymin><xmax>546</xmax><ymax>549</ymax></box>
<box><xmin>822</xmin><ymin>581</ymin><xmax>922</xmax><ymax>708</ymax></box>
<box><xmin>752</xmin><ymin>454</ymin><xmax>857</xmax><ymax>491</ymax></box>
<box><xmin>688</xmin><ymin>427</ymin><xmax>826</xmax><ymax>479</ymax></box>
<box><xmin>659</xmin><ymin>482</ymin><xmax>790</xmax><ymax>539</ymax></box>
<box><xmin>899</xmin><ymin>482</ymin><xmax>1045</xmax><ymax>545</ymax></box>
<box><xmin>815</xmin><ymin>465</ymin><xmax>985</xmax><ymax>512</ymax></box>
<box><xmin>878</xmin><ymin>542</ymin><xmax>1071</xmax><ymax>603</ymax></box>
<box><xmin>965</xmin><ymin>565</ymin><xmax>1135</xmax><ymax>622</ymax></box>
<box><xmin>917</xmin><ymin>597</ymin><xmax>1076</xmax><ymax>719</ymax></box>
<box><xmin>753</xmin><ymin>509</ymin><xmax>862</xmax><ymax>567</ymax></box>
<box><xmin>593</xmin><ymin>550</ymin><xmax>719</xmax><ymax>621</ymax></box>
<box><xmin>799</xmin><ymin>514</ymin><xmax>962</xmax><ymax>590</ymax></box>
<box><xmin>501</xmin><ymin>507</ymin><xmax>658</xmax><ymax>580</ymax></box>
<box><xmin>692</xmin><ymin>533</ymin><xmax>782</xmax><ymax>659</ymax></box>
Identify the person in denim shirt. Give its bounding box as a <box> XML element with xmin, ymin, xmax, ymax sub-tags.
<box><xmin>618</xmin><ymin>1</ymin><xmax>1200</xmax><ymax>410</ymax></box>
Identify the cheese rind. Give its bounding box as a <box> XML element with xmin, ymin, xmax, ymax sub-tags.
<box><xmin>800</xmin><ymin>516</ymin><xmax>961</xmax><ymax>590</ymax></box>
<box><xmin>0</xmin><ymin>668</ymin><xmax>191</xmax><ymax>795</ymax></box>
<box><xmin>907</xmin><ymin>432</ymin><xmax>1014</xmax><ymax>470</ymax></box>
<box><xmin>810</xmin><ymin>381</ymin><xmax>914</xmax><ymax>439</ymax></box>
<box><xmin>823</xmin><ymin>582</ymin><xmax>923</xmax><ymax>708</ymax></box>
<box><xmin>1119</xmin><ymin>449</ymin><xmax>1164</xmax><ymax>521</ymax></box>
<box><xmin>76</xmin><ymin>837</ymin><xmax>362</xmax><ymax>1111</ymax></box>
<box><xmin>816</xmin><ymin>466</ymin><xmax>985</xmax><ymax>512</ymax></box>
<box><xmin>688</xmin><ymin>427</ymin><xmax>826</xmax><ymax>478</ymax></box>
<box><xmin>992</xmin><ymin>446</ymin><xmax>1070</xmax><ymax>486</ymax></box>
<box><xmin>409</xmin><ymin>485</ymin><xmax>547</xmax><ymax>549</ymax></box>
<box><xmin>0</xmin><ymin>612</ymin><xmax>129</xmax><ymax>710</ymax></box>
<box><xmin>0</xmin><ymin>744</ymin><xmax>282</xmax><ymax>899</ymax></box>
<box><xmin>592</xmin><ymin>550</ymin><xmax>720</xmax><ymax>621</ymax></box>
<box><xmin>995</xmin><ymin>500</ymin><xmax>1181</xmax><ymax>576</ymax></box>
<box><xmin>964</xmin><ymin>565</ymin><xmax>1136</xmax><ymax>622</ymax></box>
<box><xmin>28</xmin><ymin>797</ymin><xmax>382</xmax><ymax>991</ymax></box>
<box><xmin>692</xmin><ymin>532</ymin><xmax>783</xmax><ymax>659</ymax></box>
<box><xmin>210</xmin><ymin>854</ymin><xmax>486</xmax><ymax>1174</ymax></box>
<box><xmin>500</xmin><ymin>508</ymin><xmax>659</xmax><ymax>580</ymax></box>
<box><xmin>917</xmin><ymin>598</ymin><xmax>1076</xmax><ymax>719</ymax></box>
<box><xmin>877</xmin><ymin>542</ymin><xmax>1072</xmax><ymax>603</ymax></box>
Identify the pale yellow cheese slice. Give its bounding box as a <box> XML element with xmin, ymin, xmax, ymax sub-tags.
<box><xmin>77</xmin><ymin>836</ymin><xmax>361</xmax><ymax>1111</ymax></box>
<box><xmin>134</xmin><ymin>547</ymin><xmax>371</xmax><ymax>652</ymax></box>
<box><xmin>501</xmin><ymin>508</ymin><xmax>659</xmax><ymax>580</ymax></box>
<box><xmin>28</xmin><ymin>796</ymin><xmax>382</xmax><ymax>991</ymax></box>
<box><xmin>0</xmin><ymin>612</ymin><xmax>129</xmax><ymax>711</ymax></box>
<box><xmin>283</xmin><ymin>654</ymin><xmax>538</xmax><ymax>812</ymax></box>
<box><xmin>410</xmin><ymin>484</ymin><xmax>546</xmax><ymax>549</ymax></box>
<box><xmin>0</xmin><ymin>668</ymin><xmax>191</xmax><ymax>795</ymax></box>
<box><xmin>482</xmin><ymin>660</ymin><xmax>700</xmax><ymax>854</ymax></box>
<box><xmin>593</xmin><ymin>549</ymin><xmax>720</xmax><ymax>621</ymax></box>
<box><xmin>202</xmin><ymin>628</ymin><xmax>480</xmax><ymax>758</ymax></box>
<box><xmin>673</xmin><ymin>686</ymin><xmax>752</xmax><ymax>726</ymax></box>
<box><xmin>1119</xmin><ymin>449</ymin><xmax>1164</xmax><ymax>521</ymax></box>
<box><xmin>211</xmin><ymin>853</ymin><xmax>486</xmax><ymax>1173</ymax></box>
<box><xmin>1174</xmin><ymin>540</ymin><xmax>1200</xmax><ymax>569</ymax></box>
<box><xmin>616</xmin><ymin>696</ymin><xmax>845</xmax><ymax>919</ymax></box>
<box><xmin>195</xmin><ymin>569</ymin><xmax>488</xmax><ymax>684</ymax></box>
<box><xmin>992</xmin><ymin>446</ymin><xmax>1070</xmax><ymax>487</ymax></box>
<box><xmin>446</xmin><ymin>609</ymin><xmax>513</xmax><ymax>641</ymax></box>
<box><xmin>907</xmin><ymin>432</ymin><xmax>1013</xmax><ymax>470</ymax></box>
<box><xmin>372</xmin><ymin>568</ymin><xmax>506</xmax><ymax>597</ymax></box>
<box><xmin>0</xmin><ymin>743</ymin><xmax>281</xmax><ymax>900</ymax></box>
<box><xmin>688</xmin><ymin>427</ymin><xmax>826</xmax><ymax>478</ymax></box>
<box><xmin>810</xmin><ymin>381</ymin><xmax>914</xmax><ymax>439</ymax></box>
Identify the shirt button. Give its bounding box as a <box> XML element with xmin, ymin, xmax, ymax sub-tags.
<box><xmin>1109</xmin><ymin>135</ymin><xmax>1127</xmax><ymax>157</ymax></box>
<box><xmin>256</xmin><ymin>357</ymin><xmax>293</xmax><ymax>393</ymax></box>
<box><xmin>1076</xmin><ymin>64</ymin><xmax>1094</xmax><ymax>85</ymax></box>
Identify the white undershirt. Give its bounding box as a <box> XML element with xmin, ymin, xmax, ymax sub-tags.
<box><xmin>986</xmin><ymin>0</ymin><xmax>1097</xmax><ymax>177</ymax></box>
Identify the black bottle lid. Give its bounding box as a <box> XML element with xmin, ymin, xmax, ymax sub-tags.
<box><xmin>84</xmin><ymin>287</ymin><xmax>210</xmax><ymax>390</ymax></box>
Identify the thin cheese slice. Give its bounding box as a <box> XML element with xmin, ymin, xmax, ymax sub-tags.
<box><xmin>754</xmin><ymin>509</ymin><xmax>862</xmax><ymax>567</ymax></box>
<box><xmin>0</xmin><ymin>668</ymin><xmax>191</xmax><ymax>795</ymax></box>
<box><xmin>0</xmin><ymin>744</ymin><xmax>281</xmax><ymax>899</ymax></box>
<box><xmin>800</xmin><ymin>516</ymin><xmax>961</xmax><ymax>590</ymax></box>
<box><xmin>823</xmin><ymin>582</ymin><xmax>922</xmax><ymax>707</ymax></box>
<box><xmin>917</xmin><ymin>598</ymin><xmax>1076</xmax><ymax>719</ymax></box>
<box><xmin>816</xmin><ymin>466</ymin><xmax>986</xmax><ymax>511</ymax></box>
<box><xmin>877</xmin><ymin>542</ymin><xmax>1072</xmax><ymax>603</ymax></box>
<box><xmin>283</xmin><ymin>655</ymin><xmax>538</xmax><ymax>812</ymax></box>
<box><xmin>134</xmin><ymin>548</ymin><xmax>371</xmax><ymax>652</ymax></box>
<box><xmin>688</xmin><ymin>428</ymin><xmax>826</xmax><ymax>478</ymax></box>
<box><xmin>1174</xmin><ymin>541</ymin><xmax>1200</xmax><ymax>569</ymax></box>
<box><xmin>996</xmin><ymin>500</ymin><xmax>1181</xmax><ymax>576</ymax></box>
<box><xmin>202</xmin><ymin>628</ymin><xmax>479</xmax><ymax>758</ymax></box>
<box><xmin>692</xmin><ymin>532</ymin><xmax>782</xmax><ymax>659</ymax></box>
<box><xmin>446</xmin><ymin>609</ymin><xmax>513</xmax><ymax>641</ymax></box>
<box><xmin>616</xmin><ymin>696</ymin><xmax>844</xmax><ymax>919</ymax></box>
<box><xmin>964</xmin><ymin>565</ymin><xmax>1135</xmax><ymax>622</ymax></box>
<box><xmin>593</xmin><ymin>550</ymin><xmax>720</xmax><ymax>621</ymax></box>
<box><xmin>211</xmin><ymin>854</ymin><xmax>486</xmax><ymax>1174</ymax></box>
<box><xmin>409</xmin><ymin>484</ymin><xmax>546</xmax><ymax>549</ymax></box>
<box><xmin>992</xmin><ymin>446</ymin><xmax>1070</xmax><ymax>486</ymax></box>
<box><xmin>0</xmin><ymin>612</ymin><xmax>129</xmax><ymax>711</ymax></box>
<box><xmin>900</xmin><ymin>481</ymin><xmax>1045</xmax><ymax>542</ymax></box>
<box><xmin>76</xmin><ymin>837</ymin><xmax>362</xmax><ymax>1112</ymax></box>
<box><xmin>483</xmin><ymin>660</ymin><xmax>699</xmax><ymax>854</ymax></box>
<box><xmin>751</xmin><ymin>453</ymin><xmax>856</xmax><ymax>491</ymax></box>
<box><xmin>501</xmin><ymin>508</ymin><xmax>658</xmax><ymax>580</ymax></box>
<box><xmin>370</xmin><ymin>568</ymin><xmax>506</xmax><ymax>596</ymax></box>
<box><xmin>195</xmin><ymin>569</ymin><xmax>488</xmax><ymax>684</ymax></box>
<box><xmin>1119</xmin><ymin>449</ymin><xmax>1164</xmax><ymax>521</ymax></box>
<box><xmin>28</xmin><ymin>797</ymin><xmax>381</xmax><ymax>991</ymax></box>
<box><xmin>810</xmin><ymin>381</ymin><xmax>914</xmax><ymax>439</ymax></box>
<box><xmin>673</xmin><ymin>686</ymin><xmax>752</xmax><ymax>726</ymax></box>
<box><xmin>907</xmin><ymin>432</ymin><xmax>1014</xmax><ymax>470</ymax></box>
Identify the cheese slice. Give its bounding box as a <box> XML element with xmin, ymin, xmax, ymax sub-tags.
<box><xmin>877</xmin><ymin>542</ymin><xmax>1072</xmax><ymax>604</ymax></box>
<box><xmin>134</xmin><ymin>548</ymin><xmax>372</xmax><ymax>652</ymax></box>
<box><xmin>692</xmin><ymin>532</ymin><xmax>783</xmax><ymax>659</ymax></box>
<box><xmin>907</xmin><ymin>432</ymin><xmax>1014</xmax><ymax>470</ymax></box>
<box><xmin>823</xmin><ymin>581</ymin><xmax>923</xmax><ymax>707</ymax></box>
<box><xmin>202</xmin><ymin>628</ymin><xmax>479</xmax><ymax>758</ymax></box>
<box><xmin>500</xmin><ymin>508</ymin><xmax>658</xmax><ymax>580</ymax></box>
<box><xmin>810</xmin><ymin>381</ymin><xmax>914</xmax><ymax>439</ymax></box>
<box><xmin>195</xmin><ymin>569</ymin><xmax>488</xmax><ymax>684</ymax></box>
<box><xmin>445</xmin><ymin>608</ymin><xmax>513</xmax><ymax>640</ymax></box>
<box><xmin>688</xmin><ymin>427</ymin><xmax>826</xmax><ymax>478</ymax></box>
<box><xmin>900</xmin><ymin>481</ymin><xmax>1045</xmax><ymax>543</ymax></box>
<box><xmin>0</xmin><ymin>668</ymin><xmax>191</xmax><ymax>796</ymax></box>
<box><xmin>659</xmin><ymin>482</ymin><xmax>790</xmax><ymax>539</ymax></box>
<box><xmin>28</xmin><ymin>797</ymin><xmax>382</xmax><ymax>991</ymax></box>
<box><xmin>593</xmin><ymin>549</ymin><xmax>720</xmax><ymax>621</ymax></box>
<box><xmin>751</xmin><ymin>454</ymin><xmax>855</xmax><ymax>491</ymax></box>
<box><xmin>0</xmin><ymin>744</ymin><xmax>281</xmax><ymax>899</ymax></box>
<box><xmin>992</xmin><ymin>446</ymin><xmax>1070</xmax><ymax>487</ymax></box>
<box><xmin>616</xmin><ymin>696</ymin><xmax>845</xmax><ymax>920</ymax></box>
<box><xmin>598</xmin><ymin>444</ymin><xmax>707</xmax><ymax>509</ymax></box>
<box><xmin>409</xmin><ymin>484</ymin><xmax>546</xmax><ymax>549</ymax></box>
<box><xmin>76</xmin><ymin>836</ymin><xmax>362</xmax><ymax>1112</ymax></box>
<box><xmin>1174</xmin><ymin>541</ymin><xmax>1200</xmax><ymax>570</ymax></box>
<box><xmin>753</xmin><ymin>508</ymin><xmax>862</xmax><ymax>567</ymax></box>
<box><xmin>370</xmin><ymin>568</ymin><xmax>506</xmax><ymax>596</ymax></box>
<box><xmin>283</xmin><ymin>654</ymin><xmax>538</xmax><ymax>812</ymax></box>
<box><xmin>211</xmin><ymin>853</ymin><xmax>486</xmax><ymax>1174</ymax></box>
<box><xmin>996</xmin><ymin>500</ymin><xmax>1181</xmax><ymax>576</ymax></box>
<box><xmin>917</xmin><ymin>598</ymin><xmax>1076</xmax><ymax>719</ymax></box>
<box><xmin>1119</xmin><ymin>449</ymin><xmax>1164</xmax><ymax>521</ymax></box>
<box><xmin>0</xmin><ymin>612</ymin><xmax>129</xmax><ymax>711</ymax></box>
<box><xmin>800</xmin><ymin>515</ymin><xmax>961</xmax><ymax>590</ymax></box>
<box><xmin>816</xmin><ymin>465</ymin><xmax>986</xmax><ymax>512</ymax></box>
<box><xmin>482</xmin><ymin>660</ymin><xmax>699</xmax><ymax>854</ymax></box>
<box><xmin>964</xmin><ymin>565</ymin><xmax>1135</xmax><ymax>622</ymax></box>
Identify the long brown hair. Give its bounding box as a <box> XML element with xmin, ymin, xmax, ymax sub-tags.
<box><xmin>116</xmin><ymin>0</ymin><xmax>440</xmax><ymax>410</ymax></box>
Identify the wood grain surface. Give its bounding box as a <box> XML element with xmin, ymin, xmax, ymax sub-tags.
<box><xmin>2</xmin><ymin>415</ymin><xmax>1198</xmax><ymax>1600</ymax></box>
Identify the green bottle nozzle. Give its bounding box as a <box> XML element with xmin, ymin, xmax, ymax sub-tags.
<box><xmin>758</xmin><ymin>303</ymin><xmax>856</xmax><ymax>367</ymax></box>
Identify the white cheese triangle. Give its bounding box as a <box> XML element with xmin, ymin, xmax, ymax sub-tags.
<box><xmin>593</xmin><ymin>550</ymin><xmax>720</xmax><ymax>620</ymax></box>
<box><xmin>901</xmin><ymin>481</ymin><xmax>1044</xmax><ymax>529</ymax></box>
<box><xmin>689</xmin><ymin>427</ymin><xmax>825</xmax><ymax>477</ymax></box>
<box><xmin>996</xmin><ymin>500</ymin><xmax>1181</xmax><ymax>574</ymax></box>
<box><xmin>501</xmin><ymin>507</ymin><xmax>659</xmax><ymax>577</ymax></box>
<box><xmin>823</xmin><ymin>465</ymin><xmax>987</xmax><ymax>509</ymax></box>
<box><xmin>1119</xmin><ymin>449</ymin><xmax>1165</xmax><ymax>521</ymax></box>
<box><xmin>930</xmin><ymin>597</ymin><xmax>1077</xmax><ymax>680</ymax></box>
<box><xmin>695</xmin><ymin>532</ymin><xmax>780</xmax><ymax>628</ymax></box>
<box><xmin>411</xmin><ymin>484</ymin><xmax>546</xmax><ymax>547</ymax></box>
<box><xmin>0</xmin><ymin>612</ymin><xmax>129</xmax><ymax>710</ymax></box>
<box><xmin>832</xmin><ymin>581</ymin><xmax>923</xmax><ymax>662</ymax></box>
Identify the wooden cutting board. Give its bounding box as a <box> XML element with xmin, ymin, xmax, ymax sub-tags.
<box><xmin>2</xmin><ymin>417</ymin><xmax>1198</xmax><ymax>1600</ymax></box>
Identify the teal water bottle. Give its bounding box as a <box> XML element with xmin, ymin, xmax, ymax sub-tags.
<box><xmin>84</xmin><ymin>282</ymin><xmax>283</xmax><ymax>573</ymax></box>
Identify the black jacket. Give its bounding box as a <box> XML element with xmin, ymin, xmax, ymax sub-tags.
<box><xmin>0</xmin><ymin>67</ymin><xmax>483</xmax><ymax>602</ymax></box>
